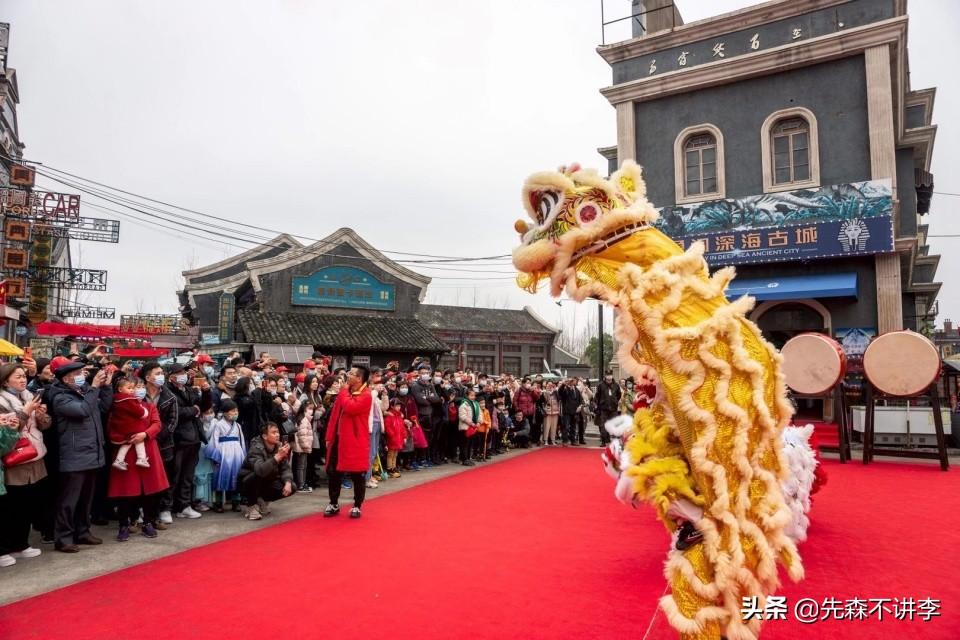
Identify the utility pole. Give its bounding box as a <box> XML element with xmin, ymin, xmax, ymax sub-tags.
<box><xmin>598</xmin><ymin>302</ymin><xmax>604</xmax><ymax>380</ymax></box>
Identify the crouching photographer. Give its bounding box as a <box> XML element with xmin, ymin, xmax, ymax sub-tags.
<box><xmin>237</xmin><ymin>422</ymin><xmax>293</xmax><ymax>521</ymax></box>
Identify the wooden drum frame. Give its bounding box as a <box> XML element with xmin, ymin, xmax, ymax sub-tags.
<box><xmin>861</xmin><ymin>330</ymin><xmax>948</xmax><ymax>471</ymax></box>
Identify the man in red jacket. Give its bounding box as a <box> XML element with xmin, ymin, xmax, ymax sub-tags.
<box><xmin>323</xmin><ymin>365</ymin><xmax>373</xmax><ymax>519</ymax></box>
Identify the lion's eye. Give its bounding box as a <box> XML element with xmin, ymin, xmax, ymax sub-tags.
<box><xmin>576</xmin><ymin>202</ymin><xmax>602</xmax><ymax>225</ymax></box>
<box><xmin>537</xmin><ymin>192</ymin><xmax>559</xmax><ymax>224</ymax></box>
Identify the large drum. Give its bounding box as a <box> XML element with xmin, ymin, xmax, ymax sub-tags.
<box><xmin>863</xmin><ymin>330</ymin><xmax>941</xmax><ymax>397</ymax></box>
<box><xmin>781</xmin><ymin>333</ymin><xmax>847</xmax><ymax>395</ymax></box>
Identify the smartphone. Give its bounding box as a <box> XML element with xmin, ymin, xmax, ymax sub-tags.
<box><xmin>193</xmin><ymin>376</ymin><xmax>206</xmax><ymax>387</ymax></box>
<box><xmin>23</xmin><ymin>346</ymin><xmax>33</xmax><ymax>360</ymax></box>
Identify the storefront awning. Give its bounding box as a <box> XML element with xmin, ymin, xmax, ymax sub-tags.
<box><xmin>727</xmin><ymin>273</ymin><xmax>858</xmax><ymax>301</ymax></box>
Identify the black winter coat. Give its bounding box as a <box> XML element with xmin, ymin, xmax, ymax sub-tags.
<box><xmin>52</xmin><ymin>384</ymin><xmax>113</xmax><ymax>473</ymax></box>
<box><xmin>558</xmin><ymin>385</ymin><xmax>583</xmax><ymax>416</ymax></box>
<box><xmin>167</xmin><ymin>383</ymin><xmax>207</xmax><ymax>446</ymax></box>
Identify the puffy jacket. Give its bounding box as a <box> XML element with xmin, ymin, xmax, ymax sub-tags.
<box><xmin>513</xmin><ymin>387</ymin><xmax>539</xmax><ymax>418</ymax></box>
<box><xmin>238</xmin><ymin>435</ymin><xmax>294</xmax><ymax>487</ymax></box>
<box><xmin>292</xmin><ymin>412</ymin><xmax>314</xmax><ymax>454</ymax></box>
<box><xmin>0</xmin><ymin>425</ymin><xmax>20</xmax><ymax>495</ymax></box>
<box><xmin>52</xmin><ymin>384</ymin><xmax>113</xmax><ymax>473</ymax></box>
<box><xmin>325</xmin><ymin>386</ymin><xmax>373</xmax><ymax>473</ymax></box>
<box><xmin>384</xmin><ymin>412</ymin><xmax>407</xmax><ymax>451</ymax></box>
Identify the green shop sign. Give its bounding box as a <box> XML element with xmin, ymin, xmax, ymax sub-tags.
<box><xmin>292</xmin><ymin>266</ymin><xmax>396</xmax><ymax>311</ymax></box>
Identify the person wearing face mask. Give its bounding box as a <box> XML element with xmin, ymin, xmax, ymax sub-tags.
<box><xmin>0</xmin><ymin>363</ymin><xmax>52</xmax><ymax>567</ymax></box>
<box><xmin>595</xmin><ymin>370</ymin><xmax>622</xmax><ymax>446</ymax></box>
<box><xmin>107</xmin><ymin>377</ymin><xmax>169</xmax><ymax>542</ymax></box>
<box><xmin>215</xmin><ymin>364</ymin><xmax>240</xmax><ymax>412</ymax></box>
<box><xmin>429</xmin><ymin>371</ymin><xmax>446</xmax><ymax>464</ymax></box>
<box><xmin>164</xmin><ymin>363</ymin><xmax>209</xmax><ymax>520</ymax></box>
<box><xmin>50</xmin><ymin>360</ymin><xmax>114</xmax><ymax>553</ymax></box>
<box><xmin>138</xmin><ymin>362</ymin><xmax>179</xmax><ymax>526</ymax></box>
<box><xmin>409</xmin><ymin>364</ymin><xmax>440</xmax><ymax>468</ymax></box>
<box><xmin>255</xmin><ymin>375</ymin><xmax>287</xmax><ymax>428</ymax></box>
<box><xmin>512</xmin><ymin>377</ymin><xmax>540</xmax><ymax>429</ymax></box>
<box><xmin>204</xmin><ymin>399</ymin><xmax>246</xmax><ymax>513</ymax></box>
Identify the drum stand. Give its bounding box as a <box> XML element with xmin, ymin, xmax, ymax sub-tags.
<box><xmin>862</xmin><ymin>383</ymin><xmax>949</xmax><ymax>471</ymax></box>
<box><xmin>793</xmin><ymin>384</ymin><xmax>851</xmax><ymax>463</ymax></box>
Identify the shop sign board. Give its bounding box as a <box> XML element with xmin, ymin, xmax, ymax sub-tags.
<box><xmin>120</xmin><ymin>314</ymin><xmax>190</xmax><ymax>335</ymax></box>
<box><xmin>292</xmin><ymin>266</ymin><xmax>396</xmax><ymax>311</ymax></box>
<box><xmin>657</xmin><ymin>180</ymin><xmax>895</xmax><ymax>267</ymax></box>
<box><xmin>217</xmin><ymin>293</ymin><xmax>235</xmax><ymax>344</ymax></box>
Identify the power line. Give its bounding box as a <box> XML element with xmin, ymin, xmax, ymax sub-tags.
<box><xmin>9</xmin><ymin>153</ymin><xmax>511</xmax><ymax>261</ymax></box>
<box><xmin>33</xmin><ymin>177</ymin><xmax>518</xmax><ymax>278</ymax></box>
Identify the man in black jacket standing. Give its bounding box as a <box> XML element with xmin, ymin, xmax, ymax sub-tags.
<box><xmin>410</xmin><ymin>363</ymin><xmax>440</xmax><ymax>467</ymax></box>
<box><xmin>51</xmin><ymin>362</ymin><xmax>113</xmax><ymax>553</ymax></box>
<box><xmin>557</xmin><ymin>378</ymin><xmax>583</xmax><ymax>447</ymax></box>
<box><xmin>595</xmin><ymin>370</ymin><xmax>622</xmax><ymax>446</ymax></box>
<box><xmin>165</xmin><ymin>363</ymin><xmax>210</xmax><ymax>520</ymax></box>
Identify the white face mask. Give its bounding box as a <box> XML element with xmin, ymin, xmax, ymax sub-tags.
<box><xmin>153</xmin><ymin>374</ymin><xmax>165</xmax><ymax>386</ymax></box>
<box><xmin>399</xmin><ymin>388</ymin><xmax>409</xmax><ymax>396</ymax></box>
<box><xmin>420</xmin><ymin>374</ymin><xmax>430</xmax><ymax>382</ymax></box>
<box><xmin>175</xmin><ymin>374</ymin><xmax>189</xmax><ymax>385</ymax></box>
<box><xmin>433</xmin><ymin>377</ymin><xmax>442</xmax><ymax>384</ymax></box>
<box><xmin>203</xmin><ymin>366</ymin><xmax>214</xmax><ymax>376</ymax></box>
<box><xmin>134</xmin><ymin>388</ymin><xmax>147</xmax><ymax>400</ymax></box>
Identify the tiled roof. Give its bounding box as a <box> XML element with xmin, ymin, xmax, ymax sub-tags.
<box><xmin>416</xmin><ymin>305</ymin><xmax>556</xmax><ymax>335</ymax></box>
<box><xmin>238</xmin><ymin>310</ymin><xmax>448</xmax><ymax>353</ymax></box>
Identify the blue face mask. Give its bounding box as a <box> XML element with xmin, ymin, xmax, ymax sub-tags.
<box><xmin>134</xmin><ymin>388</ymin><xmax>147</xmax><ymax>400</ymax></box>
<box><xmin>153</xmin><ymin>374</ymin><xmax>165</xmax><ymax>386</ymax></box>
<box><xmin>73</xmin><ymin>374</ymin><xmax>87</xmax><ymax>387</ymax></box>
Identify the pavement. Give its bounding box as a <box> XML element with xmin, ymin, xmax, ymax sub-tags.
<box><xmin>0</xmin><ymin>446</ymin><xmax>542</xmax><ymax>606</ymax></box>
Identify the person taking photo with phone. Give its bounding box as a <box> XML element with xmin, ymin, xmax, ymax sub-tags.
<box><xmin>237</xmin><ymin>422</ymin><xmax>293</xmax><ymax>521</ymax></box>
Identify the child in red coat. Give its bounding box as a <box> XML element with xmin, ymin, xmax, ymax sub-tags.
<box><xmin>384</xmin><ymin>398</ymin><xmax>408</xmax><ymax>478</ymax></box>
<box><xmin>109</xmin><ymin>377</ymin><xmax>151</xmax><ymax>471</ymax></box>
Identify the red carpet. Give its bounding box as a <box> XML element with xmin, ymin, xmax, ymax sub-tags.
<box><xmin>0</xmin><ymin>450</ymin><xmax>957</xmax><ymax>639</ymax></box>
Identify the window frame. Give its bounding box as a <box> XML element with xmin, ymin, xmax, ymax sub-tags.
<box><xmin>760</xmin><ymin>107</ymin><xmax>820</xmax><ymax>193</ymax></box>
<box><xmin>673</xmin><ymin>123</ymin><xmax>726</xmax><ymax>205</ymax></box>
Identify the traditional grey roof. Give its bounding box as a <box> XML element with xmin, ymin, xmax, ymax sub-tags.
<box><xmin>238</xmin><ymin>310</ymin><xmax>448</xmax><ymax>353</ymax></box>
<box><xmin>416</xmin><ymin>305</ymin><xmax>556</xmax><ymax>336</ymax></box>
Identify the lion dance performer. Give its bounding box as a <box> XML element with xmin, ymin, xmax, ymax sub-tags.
<box><xmin>510</xmin><ymin>161</ymin><xmax>804</xmax><ymax>640</ymax></box>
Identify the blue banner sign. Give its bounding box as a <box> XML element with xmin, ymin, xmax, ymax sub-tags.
<box><xmin>292</xmin><ymin>266</ymin><xmax>396</xmax><ymax>311</ymax></box>
<box><xmin>657</xmin><ymin>180</ymin><xmax>895</xmax><ymax>267</ymax></box>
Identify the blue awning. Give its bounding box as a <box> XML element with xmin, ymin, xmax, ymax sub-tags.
<box><xmin>727</xmin><ymin>272</ymin><xmax>858</xmax><ymax>301</ymax></box>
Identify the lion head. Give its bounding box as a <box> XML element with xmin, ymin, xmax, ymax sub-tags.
<box><xmin>512</xmin><ymin>160</ymin><xmax>675</xmax><ymax>299</ymax></box>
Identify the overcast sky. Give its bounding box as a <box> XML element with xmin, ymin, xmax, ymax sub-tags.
<box><xmin>3</xmin><ymin>0</ymin><xmax>958</xmax><ymax>342</ymax></box>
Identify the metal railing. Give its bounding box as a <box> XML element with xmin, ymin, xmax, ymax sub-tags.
<box><xmin>600</xmin><ymin>1</ymin><xmax>677</xmax><ymax>45</ymax></box>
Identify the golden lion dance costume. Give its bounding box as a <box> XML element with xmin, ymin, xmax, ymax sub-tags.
<box><xmin>511</xmin><ymin>161</ymin><xmax>808</xmax><ymax>640</ymax></box>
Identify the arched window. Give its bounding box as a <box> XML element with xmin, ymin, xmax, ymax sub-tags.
<box><xmin>771</xmin><ymin>117</ymin><xmax>810</xmax><ymax>184</ymax></box>
<box><xmin>761</xmin><ymin>107</ymin><xmax>820</xmax><ymax>193</ymax></box>
<box><xmin>674</xmin><ymin>124</ymin><xmax>725</xmax><ymax>204</ymax></box>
